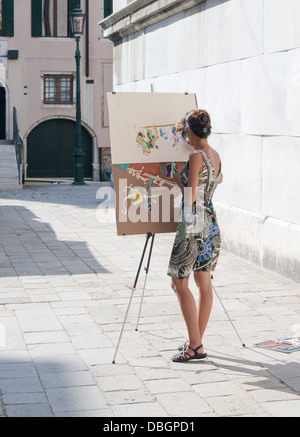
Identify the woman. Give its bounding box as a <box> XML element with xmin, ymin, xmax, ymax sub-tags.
<box><xmin>167</xmin><ymin>109</ymin><xmax>223</xmax><ymax>362</ymax></box>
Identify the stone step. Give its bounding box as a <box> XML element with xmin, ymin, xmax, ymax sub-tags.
<box><xmin>0</xmin><ymin>174</ymin><xmax>19</xmax><ymax>182</ymax></box>
<box><xmin>0</xmin><ymin>183</ymin><xmax>22</xmax><ymax>191</ymax></box>
<box><xmin>0</xmin><ymin>153</ymin><xmax>17</xmax><ymax>160</ymax></box>
<box><xmin>0</xmin><ymin>167</ymin><xmax>18</xmax><ymax>176</ymax></box>
<box><xmin>0</xmin><ymin>141</ymin><xmax>21</xmax><ymax>189</ymax></box>
<box><xmin>0</xmin><ymin>159</ymin><xmax>17</xmax><ymax>167</ymax></box>
<box><xmin>0</xmin><ymin>145</ymin><xmax>16</xmax><ymax>155</ymax></box>
<box><xmin>0</xmin><ymin>154</ymin><xmax>18</xmax><ymax>163</ymax></box>
<box><xmin>0</xmin><ymin>140</ymin><xmax>14</xmax><ymax>145</ymax></box>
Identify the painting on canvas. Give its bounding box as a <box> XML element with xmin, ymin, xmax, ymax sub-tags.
<box><xmin>107</xmin><ymin>92</ymin><xmax>197</xmax><ymax>236</ymax></box>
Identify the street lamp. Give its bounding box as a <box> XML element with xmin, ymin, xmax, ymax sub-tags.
<box><xmin>70</xmin><ymin>8</ymin><xmax>86</xmax><ymax>185</ymax></box>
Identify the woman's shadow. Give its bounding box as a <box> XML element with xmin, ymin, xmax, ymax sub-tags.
<box><xmin>206</xmin><ymin>347</ymin><xmax>300</xmax><ymax>394</ymax></box>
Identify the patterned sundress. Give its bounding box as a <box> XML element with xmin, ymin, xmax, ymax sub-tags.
<box><xmin>167</xmin><ymin>151</ymin><xmax>221</xmax><ymax>279</ymax></box>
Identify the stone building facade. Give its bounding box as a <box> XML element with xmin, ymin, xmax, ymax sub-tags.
<box><xmin>1</xmin><ymin>0</ymin><xmax>113</xmax><ymax>183</ymax></box>
<box><xmin>100</xmin><ymin>0</ymin><xmax>300</xmax><ymax>281</ymax></box>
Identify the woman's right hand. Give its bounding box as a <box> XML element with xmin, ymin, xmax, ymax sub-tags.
<box><xmin>172</xmin><ymin>168</ymin><xmax>182</xmax><ymax>186</ymax></box>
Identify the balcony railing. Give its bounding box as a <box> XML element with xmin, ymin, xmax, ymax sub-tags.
<box><xmin>13</xmin><ymin>107</ymin><xmax>24</xmax><ymax>185</ymax></box>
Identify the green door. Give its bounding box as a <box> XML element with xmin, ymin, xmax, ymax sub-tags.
<box><xmin>27</xmin><ymin>119</ymin><xmax>93</xmax><ymax>178</ymax></box>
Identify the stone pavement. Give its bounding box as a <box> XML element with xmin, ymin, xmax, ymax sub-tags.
<box><xmin>0</xmin><ymin>182</ymin><xmax>300</xmax><ymax>418</ymax></box>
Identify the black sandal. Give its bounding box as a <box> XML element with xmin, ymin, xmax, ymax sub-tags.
<box><xmin>172</xmin><ymin>344</ymin><xmax>207</xmax><ymax>362</ymax></box>
<box><xmin>178</xmin><ymin>341</ymin><xmax>189</xmax><ymax>351</ymax></box>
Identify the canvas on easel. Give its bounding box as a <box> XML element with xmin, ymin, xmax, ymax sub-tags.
<box><xmin>107</xmin><ymin>92</ymin><xmax>197</xmax><ymax>236</ymax></box>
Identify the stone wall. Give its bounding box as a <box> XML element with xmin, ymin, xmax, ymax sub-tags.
<box><xmin>102</xmin><ymin>0</ymin><xmax>300</xmax><ymax>281</ymax></box>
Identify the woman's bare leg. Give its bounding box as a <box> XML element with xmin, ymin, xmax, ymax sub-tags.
<box><xmin>171</xmin><ymin>277</ymin><xmax>202</xmax><ymax>355</ymax></box>
<box><xmin>193</xmin><ymin>271</ymin><xmax>213</xmax><ymax>346</ymax></box>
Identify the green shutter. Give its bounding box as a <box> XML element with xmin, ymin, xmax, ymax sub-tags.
<box><xmin>104</xmin><ymin>0</ymin><xmax>113</xmax><ymax>18</ymax></box>
<box><xmin>31</xmin><ymin>0</ymin><xmax>42</xmax><ymax>37</ymax></box>
<box><xmin>3</xmin><ymin>0</ymin><xmax>14</xmax><ymax>37</ymax></box>
<box><xmin>69</xmin><ymin>0</ymin><xmax>81</xmax><ymax>37</ymax></box>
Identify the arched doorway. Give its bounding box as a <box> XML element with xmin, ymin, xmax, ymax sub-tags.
<box><xmin>27</xmin><ymin>118</ymin><xmax>93</xmax><ymax>178</ymax></box>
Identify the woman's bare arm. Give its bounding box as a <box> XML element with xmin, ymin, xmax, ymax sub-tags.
<box><xmin>187</xmin><ymin>152</ymin><xmax>203</xmax><ymax>204</ymax></box>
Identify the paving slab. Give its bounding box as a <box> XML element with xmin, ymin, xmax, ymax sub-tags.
<box><xmin>0</xmin><ymin>183</ymin><xmax>300</xmax><ymax>417</ymax></box>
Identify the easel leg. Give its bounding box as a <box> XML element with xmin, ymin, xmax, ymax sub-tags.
<box><xmin>136</xmin><ymin>233</ymin><xmax>155</xmax><ymax>331</ymax></box>
<box><xmin>112</xmin><ymin>233</ymin><xmax>153</xmax><ymax>364</ymax></box>
<box><xmin>211</xmin><ymin>275</ymin><xmax>246</xmax><ymax>348</ymax></box>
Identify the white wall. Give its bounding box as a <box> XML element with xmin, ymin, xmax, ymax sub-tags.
<box><xmin>111</xmin><ymin>0</ymin><xmax>300</xmax><ymax>281</ymax></box>
<box><xmin>113</xmin><ymin>0</ymin><xmax>130</xmax><ymax>12</ymax></box>
<box><xmin>264</xmin><ymin>0</ymin><xmax>300</xmax><ymax>53</ymax></box>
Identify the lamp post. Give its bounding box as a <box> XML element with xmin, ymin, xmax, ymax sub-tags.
<box><xmin>70</xmin><ymin>8</ymin><xmax>86</xmax><ymax>185</ymax></box>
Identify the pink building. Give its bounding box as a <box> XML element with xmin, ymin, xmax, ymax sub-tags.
<box><xmin>0</xmin><ymin>0</ymin><xmax>113</xmax><ymax>188</ymax></box>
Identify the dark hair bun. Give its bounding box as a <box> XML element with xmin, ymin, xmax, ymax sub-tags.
<box><xmin>177</xmin><ymin>109</ymin><xmax>212</xmax><ymax>139</ymax></box>
<box><xmin>186</xmin><ymin>109</ymin><xmax>212</xmax><ymax>139</ymax></box>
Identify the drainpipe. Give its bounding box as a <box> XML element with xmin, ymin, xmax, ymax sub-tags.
<box><xmin>85</xmin><ymin>0</ymin><xmax>89</xmax><ymax>77</ymax></box>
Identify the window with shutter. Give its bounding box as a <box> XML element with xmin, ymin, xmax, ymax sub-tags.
<box><xmin>1</xmin><ymin>0</ymin><xmax>14</xmax><ymax>37</ymax></box>
<box><xmin>32</xmin><ymin>0</ymin><xmax>81</xmax><ymax>37</ymax></box>
<box><xmin>104</xmin><ymin>0</ymin><xmax>112</xmax><ymax>18</ymax></box>
<box><xmin>31</xmin><ymin>0</ymin><xmax>42</xmax><ymax>37</ymax></box>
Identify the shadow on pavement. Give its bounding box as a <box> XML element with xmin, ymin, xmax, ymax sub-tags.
<box><xmin>0</xmin><ymin>205</ymin><xmax>110</xmax><ymax>277</ymax></box>
<box><xmin>0</xmin><ymin>358</ymin><xmax>109</xmax><ymax>417</ymax></box>
<box><xmin>0</xmin><ymin>183</ymin><xmax>110</xmax><ymax>210</ymax></box>
<box><xmin>207</xmin><ymin>349</ymin><xmax>300</xmax><ymax>394</ymax></box>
